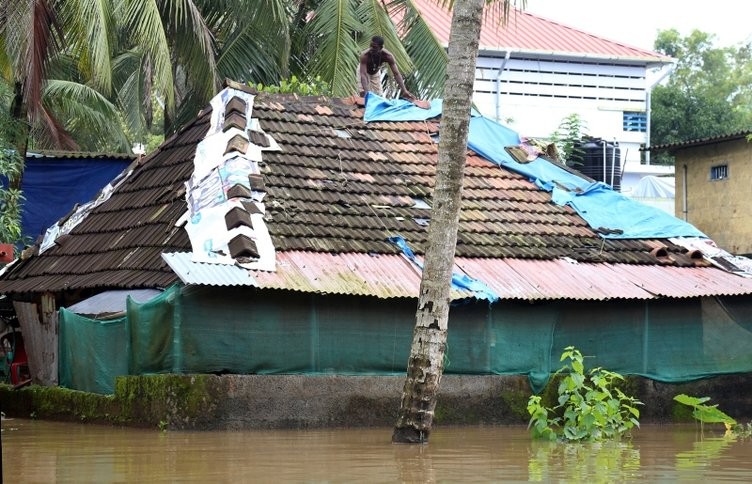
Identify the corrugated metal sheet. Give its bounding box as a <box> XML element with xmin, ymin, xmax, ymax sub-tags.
<box><xmin>163</xmin><ymin>251</ymin><xmax>471</xmax><ymax>299</ymax></box>
<box><xmin>26</xmin><ymin>150</ymin><xmax>134</xmax><ymax>160</ymax></box>
<box><xmin>412</xmin><ymin>0</ymin><xmax>670</xmax><ymax>61</ymax></box>
<box><xmin>164</xmin><ymin>250</ymin><xmax>752</xmax><ymax>301</ymax></box>
<box><xmin>254</xmin><ymin>252</ymin><xmax>436</xmax><ymax>298</ymax></box>
<box><xmin>162</xmin><ymin>253</ymin><xmax>258</xmax><ymax>287</ymax></box>
<box><xmin>457</xmin><ymin>258</ymin><xmax>752</xmax><ymax>300</ymax></box>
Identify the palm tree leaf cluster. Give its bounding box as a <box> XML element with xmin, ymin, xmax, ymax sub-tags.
<box><xmin>0</xmin><ymin>0</ymin><xmax>449</xmax><ymax>154</ymax></box>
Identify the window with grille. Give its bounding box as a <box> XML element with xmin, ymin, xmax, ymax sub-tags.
<box><xmin>623</xmin><ymin>111</ymin><xmax>647</xmax><ymax>132</ymax></box>
<box><xmin>710</xmin><ymin>164</ymin><xmax>728</xmax><ymax>180</ymax></box>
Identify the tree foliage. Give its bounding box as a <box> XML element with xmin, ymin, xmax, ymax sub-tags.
<box><xmin>1</xmin><ymin>0</ymin><xmax>450</xmax><ymax>154</ymax></box>
<box><xmin>651</xmin><ymin>29</ymin><xmax>752</xmax><ymax>163</ymax></box>
<box><xmin>0</xmin><ymin>81</ymin><xmax>24</xmax><ymax>244</ymax></box>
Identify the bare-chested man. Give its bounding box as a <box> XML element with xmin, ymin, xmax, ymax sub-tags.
<box><xmin>359</xmin><ymin>36</ymin><xmax>415</xmax><ymax>100</ymax></box>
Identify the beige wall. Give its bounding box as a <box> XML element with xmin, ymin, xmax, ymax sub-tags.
<box><xmin>674</xmin><ymin>138</ymin><xmax>752</xmax><ymax>255</ymax></box>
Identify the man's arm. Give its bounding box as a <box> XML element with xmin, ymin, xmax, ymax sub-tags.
<box><xmin>359</xmin><ymin>53</ymin><xmax>370</xmax><ymax>97</ymax></box>
<box><xmin>384</xmin><ymin>51</ymin><xmax>415</xmax><ymax>100</ymax></box>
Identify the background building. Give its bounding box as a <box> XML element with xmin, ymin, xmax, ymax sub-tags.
<box><xmin>652</xmin><ymin>131</ymin><xmax>752</xmax><ymax>256</ymax></box>
<box><xmin>413</xmin><ymin>1</ymin><xmax>675</xmax><ymax>196</ymax></box>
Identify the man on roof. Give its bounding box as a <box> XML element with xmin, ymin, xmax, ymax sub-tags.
<box><xmin>359</xmin><ymin>36</ymin><xmax>416</xmax><ymax>101</ymax></box>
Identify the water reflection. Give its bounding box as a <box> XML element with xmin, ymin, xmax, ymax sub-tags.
<box><xmin>2</xmin><ymin>419</ymin><xmax>752</xmax><ymax>482</ymax></box>
<box><xmin>528</xmin><ymin>440</ymin><xmax>640</xmax><ymax>482</ymax></box>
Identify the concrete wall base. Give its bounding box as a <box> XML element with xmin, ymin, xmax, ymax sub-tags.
<box><xmin>1</xmin><ymin>373</ymin><xmax>750</xmax><ymax>430</ymax></box>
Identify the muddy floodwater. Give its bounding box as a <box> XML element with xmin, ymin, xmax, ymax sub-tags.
<box><xmin>3</xmin><ymin>418</ymin><xmax>752</xmax><ymax>482</ymax></box>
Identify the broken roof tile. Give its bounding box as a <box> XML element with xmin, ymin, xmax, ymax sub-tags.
<box><xmin>0</xmin><ymin>88</ymin><xmax>707</xmax><ymax>295</ymax></box>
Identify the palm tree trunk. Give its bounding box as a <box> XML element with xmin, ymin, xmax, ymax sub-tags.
<box><xmin>9</xmin><ymin>81</ymin><xmax>29</xmax><ymax>191</ymax></box>
<box><xmin>392</xmin><ymin>0</ymin><xmax>486</xmax><ymax>444</ymax></box>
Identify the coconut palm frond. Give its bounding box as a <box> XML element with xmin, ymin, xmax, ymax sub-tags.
<box><xmin>203</xmin><ymin>0</ymin><xmax>288</xmax><ymax>25</ymax></box>
<box><xmin>61</xmin><ymin>0</ymin><xmax>116</xmax><ymax>95</ymax></box>
<box><xmin>34</xmin><ymin>104</ymin><xmax>77</xmax><ymax>150</ymax></box>
<box><xmin>10</xmin><ymin>0</ymin><xmax>64</xmax><ymax>121</ymax></box>
<box><xmin>44</xmin><ymin>79</ymin><xmax>130</xmax><ymax>151</ymax></box>
<box><xmin>217</xmin><ymin>23</ymin><xmax>284</xmax><ymax>85</ymax></box>
<box><xmin>123</xmin><ymin>0</ymin><xmax>175</xmax><ymax>112</ymax></box>
<box><xmin>164</xmin><ymin>0</ymin><xmax>219</xmax><ymax>98</ymax></box>
<box><xmin>487</xmin><ymin>0</ymin><xmax>523</xmax><ymax>26</ymax></box>
<box><xmin>0</xmin><ymin>35</ymin><xmax>12</xmax><ymax>83</ymax></box>
<box><xmin>391</xmin><ymin>0</ymin><xmax>448</xmax><ymax>98</ymax></box>
<box><xmin>114</xmin><ymin>54</ymin><xmax>149</xmax><ymax>138</ymax></box>
<box><xmin>306</xmin><ymin>0</ymin><xmax>364</xmax><ymax>97</ymax></box>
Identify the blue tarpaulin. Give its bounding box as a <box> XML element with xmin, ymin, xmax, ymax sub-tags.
<box><xmin>19</xmin><ymin>154</ymin><xmax>131</xmax><ymax>241</ymax></box>
<box><xmin>551</xmin><ymin>184</ymin><xmax>705</xmax><ymax>239</ymax></box>
<box><xmin>365</xmin><ymin>97</ymin><xmax>706</xmax><ymax>240</ymax></box>
<box><xmin>388</xmin><ymin>235</ymin><xmax>499</xmax><ymax>303</ymax></box>
<box><xmin>363</xmin><ymin>92</ymin><xmax>443</xmax><ymax>122</ymax></box>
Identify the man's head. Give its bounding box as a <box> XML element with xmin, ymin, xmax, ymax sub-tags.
<box><xmin>370</xmin><ymin>36</ymin><xmax>384</xmax><ymax>51</ymax></box>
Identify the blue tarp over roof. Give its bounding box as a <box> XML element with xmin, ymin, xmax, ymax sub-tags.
<box><xmin>19</xmin><ymin>154</ymin><xmax>131</xmax><ymax>241</ymax></box>
<box><xmin>363</xmin><ymin>94</ymin><xmax>706</xmax><ymax>240</ymax></box>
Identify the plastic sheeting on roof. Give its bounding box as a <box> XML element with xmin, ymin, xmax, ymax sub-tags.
<box><xmin>182</xmin><ymin>87</ymin><xmax>278</xmax><ymax>271</ymax></box>
<box><xmin>364</xmin><ymin>99</ymin><xmax>706</xmax><ymax>240</ymax></box>
<box><xmin>388</xmin><ymin>235</ymin><xmax>499</xmax><ymax>303</ymax></box>
<box><xmin>17</xmin><ymin>155</ymin><xmax>131</xmax><ymax>241</ymax></box>
<box><xmin>65</xmin><ymin>289</ymin><xmax>162</xmax><ymax>316</ymax></box>
<box><xmin>363</xmin><ymin>92</ymin><xmax>443</xmax><ymax>122</ymax></box>
<box><xmin>39</xmin><ymin>167</ymin><xmax>133</xmax><ymax>253</ymax></box>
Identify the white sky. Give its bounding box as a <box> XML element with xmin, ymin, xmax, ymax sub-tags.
<box><xmin>523</xmin><ymin>0</ymin><xmax>752</xmax><ymax>51</ymax></box>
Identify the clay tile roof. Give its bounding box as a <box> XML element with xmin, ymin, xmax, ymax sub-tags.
<box><xmin>0</xmin><ymin>90</ymin><xmax>711</xmax><ymax>296</ymax></box>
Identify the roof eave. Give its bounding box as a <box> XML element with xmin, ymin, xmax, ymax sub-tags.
<box><xmin>477</xmin><ymin>45</ymin><xmax>674</xmax><ymax>65</ymax></box>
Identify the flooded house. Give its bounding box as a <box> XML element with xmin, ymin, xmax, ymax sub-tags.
<box><xmin>1</xmin><ymin>82</ymin><xmax>751</xmax><ymax>415</ymax></box>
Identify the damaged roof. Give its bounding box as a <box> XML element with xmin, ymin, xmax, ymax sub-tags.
<box><xmin>1</xmin><ymin>83</ymin><xmax>751</xmax><ymax>301</ymax></box>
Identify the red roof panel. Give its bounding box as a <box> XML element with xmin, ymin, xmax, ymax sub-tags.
<box><xmin>411</xmin><ymin>0</ymin><xmax>671</xmax><ymax>62</ymax></box>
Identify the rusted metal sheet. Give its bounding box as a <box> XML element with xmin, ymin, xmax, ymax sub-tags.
<box><xmin>164</xmin><ymin>251</ymin><xmax>752</xmax><ymax>301</ymax></box>
<box><xmin>458</xmin><ymin>258</ymin><xmax>752</xmax><ymax>300</ymax></box>
<box><xmin>253</xmin><ymin>252</ymin><xmax>431</xmax><ymax>299</ymax></box>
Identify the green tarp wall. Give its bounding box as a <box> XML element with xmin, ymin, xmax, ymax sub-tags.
<box><xmin>59</xmin><ymin>284</ymin><xmax>752</xmax><ymax>395</ymax></box>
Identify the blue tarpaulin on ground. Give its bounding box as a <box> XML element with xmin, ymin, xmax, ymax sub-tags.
<box><xmin>365</xmin><ymin>99</ymin><xmax>707</xmax><ymax>240</ymax></box>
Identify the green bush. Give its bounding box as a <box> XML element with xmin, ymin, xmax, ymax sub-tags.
<box><xmin>527</xmin><ymin>346</ymin><xmax>642</xmax><ymax>441</ymax></box>
<box><xmin>0</xmin><ymin>122</ymin><xmax>24</xmax><ymax>246</ymax></box>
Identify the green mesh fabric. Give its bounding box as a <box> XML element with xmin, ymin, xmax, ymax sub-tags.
<box><xmin>58</xmin><ymin>284</ymin><xmax>752</xmax><ymax>395</ymax></box>
<box><xmin>58</xmin><ymin>310</ymin><xmax>128</xmax><ymax>394</ymax></box>
<box><xmin>126</xmin><ymin>285</ymin><xmax>180</xmax><ymax>374</ymax></box>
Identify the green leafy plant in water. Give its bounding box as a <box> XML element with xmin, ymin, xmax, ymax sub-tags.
<box><xmin>673</xmin><ymin>394</ymin><xmax>736</xmax><ymax>431</ymax></box>
<box><xmin>527</xmin><ymin>346</ymin><xmax>642</xmax><ymax>442</ymax></box>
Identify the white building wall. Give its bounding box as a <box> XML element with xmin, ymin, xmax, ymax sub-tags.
<box><xmin>472</xmin><ymin>55</ymin><xmax>650</xmax><ymax>172</ymax></box>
